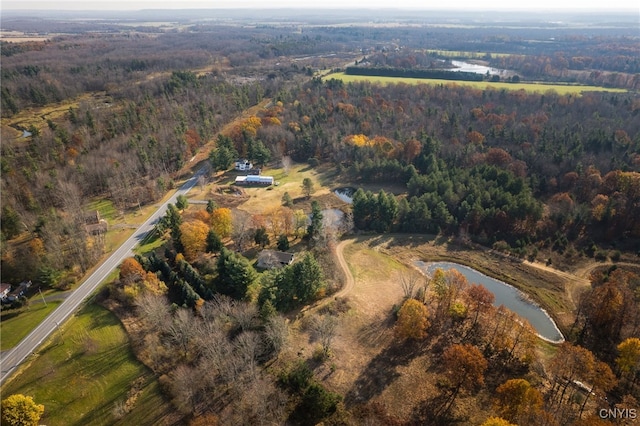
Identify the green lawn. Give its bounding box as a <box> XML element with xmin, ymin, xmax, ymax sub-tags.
<box><xmin>326</xmin><ymin>72</ymin><xmax>627</xmax><ymax>95</ymax></box>
<box><xmin>1</xmin><ymin>303</ymin><xmax>172</xmax><ymax>426</ymax></box>
<box><xmin>133</xmin><ymin>231</ymin><xmax>166</xmax><ymax>256</ymax></box>
<box><xmin>1</xmin><ymin>301</ymin><xmax>62</xmax><ymax>350</ymax></box>
<box><xmin>86</xmin><ymin>199</ymin><xmax>118</xmax><ymax>223</ymax></box>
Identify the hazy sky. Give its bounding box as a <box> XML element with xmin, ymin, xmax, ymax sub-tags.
<box><xmin>3</xmin><ymin>0</ymin><xmax>637</xmax><ymax>11</ymax></box>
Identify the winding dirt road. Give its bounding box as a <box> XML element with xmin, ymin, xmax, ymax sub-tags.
<box><xmin>334</xmin><ymin>239</ymin><xmax>356</xmax><ymax>298</ymax></box>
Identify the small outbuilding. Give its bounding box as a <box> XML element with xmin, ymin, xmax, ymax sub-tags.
<box><xmin>256</xmin><ymin>250</ymin><xmax>295</xmax><ymax>269</ymax></box>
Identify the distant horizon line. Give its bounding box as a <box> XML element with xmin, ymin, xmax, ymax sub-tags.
<box><xmin>3</xmin><ymin>7</ymin><xmax>637</xmax><ymax>12</ymax></box>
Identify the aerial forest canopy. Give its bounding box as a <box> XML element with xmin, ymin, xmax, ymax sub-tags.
<box><xmin>2</xmin><ymin>35</ymin><xmax>640</xmax><ymax>283</ymax></box>
<box><xmin>277</xmin><ymin>79</ymin><xmax>639</xmax><ymax>251</ymax></box>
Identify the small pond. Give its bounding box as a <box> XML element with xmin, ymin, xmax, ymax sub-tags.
<box><xmin>22</xmin><ymin>129</ymin><xmax>33</xmax><ymax>138</ymax></box>
<box><xmin>334</xmin><ymin>187</ymin><xmax>356</xmax><ymax>204</ymax></box>
<box><xmin>414</xmin><ymin>261</ymin><xmax>564</xmax><ymax>343</ymax></box>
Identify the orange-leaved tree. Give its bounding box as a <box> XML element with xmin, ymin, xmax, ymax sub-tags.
<box><xmin>440</xmin><ymin>343</ymin><xmax>487</xmax><ymax>416</ymax></box>
<box><xmin>120</xmin><ymin>257</ymin><xmax>146</xmax><ymax>284</ymax></box>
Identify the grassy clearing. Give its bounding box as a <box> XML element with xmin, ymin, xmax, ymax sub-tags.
<box><xmin>0</xmin><ymin>301</ymin><xmax>62</xmax><ymax>350</ymax></box>
<box><xmin>1</xmin><ymin>303</ymin><xmax>171</xmax><ymax>426</ymax></box>
<box><xmin>86</xmin><ymin>199</ymin><xmax>118</xmax><ymax>223</ymax></box>
<box><xmin>326</xmin><ymin>72</ymin><xmax>627</xmax><ymax>95</ymax></box>
<box><xmin>1</xmin><ymin>93</ymin><xmax>100</xmax><ymax>140</ymax></box>
<box><xmin>232</xmin><ymin>163</ymin><xmax>335</xmax><ymax>214</ymax></box>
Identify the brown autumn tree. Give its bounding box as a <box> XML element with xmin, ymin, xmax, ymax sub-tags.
<box><xmin>403</xmin><ymin>138</ymin><xmax>422</xmax><ymax>163</ymax></box>
<box><xmin>396</xmin><ymin>298</ymin><xmax>429</xmax><ymax>340</ymax></box>
<box><xmin>578</xmin><ymin>269</ymin><xmax>637</xmax><ymax>352</ymax></box>
<box><xmin>578</xmin><ymin>360</ymin><xmax>617</xmax><ymax>418</ymax></box>
<box><xmin>440</xmin><ymin>343</ymin><xmax>488</xmax><ymax>415</ymax></box>
<box><xmin>464</xmin><ymin>283</ymin><xmax>495</xmax><ymax>330</ymax></box>
<box><xmin>548</xmin><ymin>343</ymin><xmax>596</xmax><ymax>410</ymax></box>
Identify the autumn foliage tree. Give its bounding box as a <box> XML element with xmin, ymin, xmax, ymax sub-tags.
<box><xmin>577</xmin><ymin>269</ymin><xmax>638</xmax><ymax>355</ymax></box>
<box><xmin>616</xmin><ymin>337</ymin><xmax>640</xmax><ymax>385</ymax></box>
<box><xmin>548</xmin><ymin>342</ymin><xmax>597</xmax><ymax>418</ymax></box>
<box><xmin>493</xmin><ymin>379</ymin><xmax>543</xmax><ymax>425</ymax></box>
<box><xmin>440</xmin><ymin>343</ymin><xmax>488</xmax><ymax>415</ymax></box>
<box><xmin>179</xmin><ymin>220</ymin><xmax>209</xmax><ymax>261</ymax></box>
<box><xmin>464</xmin><ymin>283</ymin><xmax>495</xmax><ymax>332</ymax></box>
<box><xmin>211</xmin><ymin>208</ymin><xmax>232</xmax><ymax>238</ymax></box>
<box><xmin>1</xmin><ymin>394</ymin><xmax>45</xmax><ymax>426</ymax></box>
<box><xmin>395</xmin><ymin>298</ymin><xmax>429</xmax><ymax>340</ymax></box>
<box><xmin>119</xmin><ymin>257</ymin><xmax>146</xmax><ymax>284</ymax></box>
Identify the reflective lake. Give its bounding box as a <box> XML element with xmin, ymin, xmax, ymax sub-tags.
<box><xmin>414</xmin><ymin>261</ymin><xmax>564</xmax><ymax>342</ymax></box>
<box><xmin>449</xmin><ymin>60</ymin><xmax>512</xmax><ymax>77</ymax></box>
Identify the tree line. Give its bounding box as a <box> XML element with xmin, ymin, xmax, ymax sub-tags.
<box><xmin>345</xmin><ymin>66</ymin><xmax>485</xmax><ymax>82</ymax></box>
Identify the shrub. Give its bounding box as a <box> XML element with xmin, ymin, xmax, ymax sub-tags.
<box><xmin>594</xmin><ymin>250</ymin><xmax>608</xmax><ymax>261</ymax></box>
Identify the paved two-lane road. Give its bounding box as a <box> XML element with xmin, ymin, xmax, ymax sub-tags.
<box><xmin>0</xmin><ymin>167</ymin><xmax>207</xmax><ymax>386</ymax></box>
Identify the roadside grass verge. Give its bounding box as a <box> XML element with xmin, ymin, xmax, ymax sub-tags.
<box><xmin>0</xmin><ymin>301</ymin><xmax>62</xmax><ymax>350</ymax></box>
<box><xmin>133</xmin><ymin>231</ymin><xmax>166</xmax><ymax>256</ymax></box>
<box><xmin>325</xmin><ymin>72</ymin><xmax>627</xmax><ymax>95</ymax></box>
<box><xmin>2</xmin><ymin>303</ymin><xmax>171</xmax><ymax>426</ymax></box>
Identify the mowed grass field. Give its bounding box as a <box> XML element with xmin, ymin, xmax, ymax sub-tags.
<box><xmin>326</xmin><ymin>72</ymin><xmax>627</xmax><ymax>95</ymax></box>
<box><xmin>1</xmin><ymin>303</ymin><xmax>171</xmax><ymax>426</ymax></box>
<box><xmin>1</xmin><ymin>301</ymin><xmax>62</xmax><ymax>351</ymax></box>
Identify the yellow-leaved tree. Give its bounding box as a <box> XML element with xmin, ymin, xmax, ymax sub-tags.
<box><xmin>179</xmin><ymin>220</ymin><xmax>210</xmax><ymax>261</ymax></box>
<box><xmin>617</xmin><ymin>337</ymin><xmax>640</xmax><ymax>380</ymax></box>
<box><xmin>211</xmin><ymin>208</ymin><xmax>232</xmax><ymax>238</ymax></box>
<box><xmin>493</xmin><ymin>378</ymin><xmax>543</xmax><ymax>424</ymax></box>
<box><xmin>1</xmin><ymin>394</ymin><xmax>45</xmax><ymax>426</ymax></box>
<box><xmin>395</xmin><ymin>298</ymin><xmax>429</xmax><ymax>340</ymax></box>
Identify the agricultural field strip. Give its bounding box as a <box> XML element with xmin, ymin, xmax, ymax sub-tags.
<box><xmin>327</xmin><ymin>72</ymin><xmax>627</xmax><ymax>94</ymax></box>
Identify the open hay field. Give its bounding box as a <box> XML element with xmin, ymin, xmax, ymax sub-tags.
<box><xmin>326</xmin><ymin>72</ymin><xmax>627</xmax><ymax>95</ymax></box>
